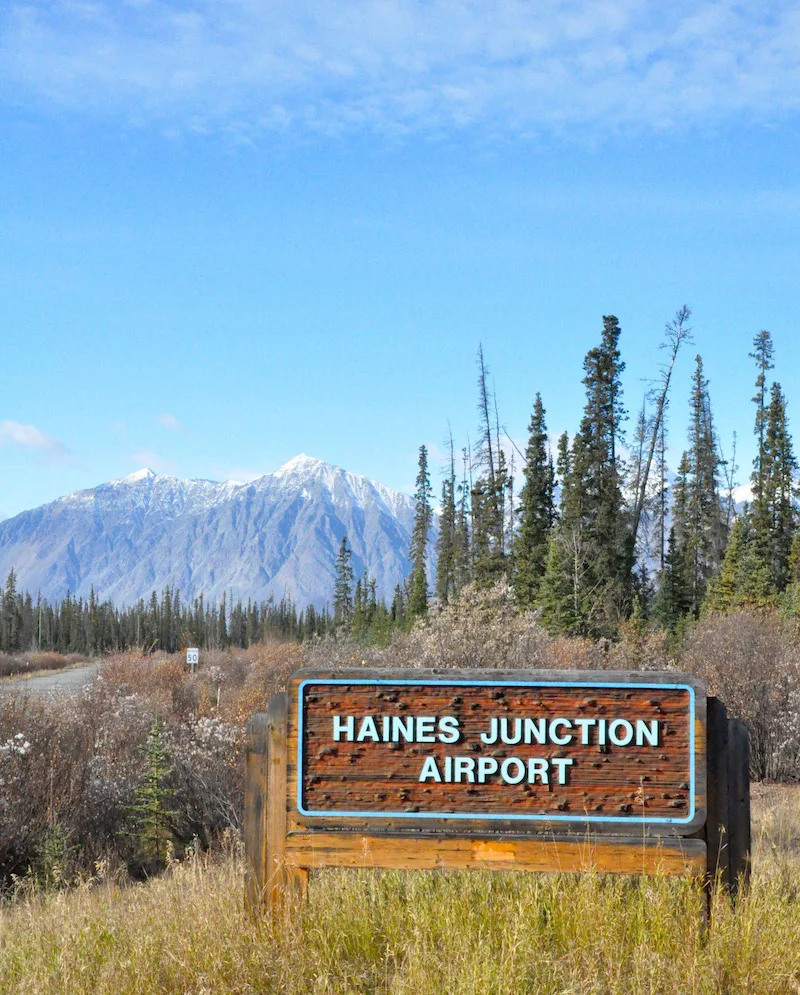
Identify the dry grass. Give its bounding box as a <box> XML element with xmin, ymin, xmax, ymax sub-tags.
<box><xmin>0</xmin><ymin>789</ymin><xmax>799</xmax><ymax>994</ymax></box>
<box><xmin>3</xmin><ymin>601</ymin><xmax>800</xmax><ymax>993</ymax></box>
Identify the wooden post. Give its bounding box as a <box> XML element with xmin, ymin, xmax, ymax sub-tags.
<box><xmin>705</xmin><ymin>697</ymin><xmax>730</xmax><ymax>884</ymax></box>
<box><xmin>265</xmin><ymin>691</ymin><xmax>307</xmax><ymax>914</ymax></box>
<box><xmin>727</xmin><ymin>717</ymin><xmax>751</xmax><ymax>896</ymax></box>
<box><xmin>243</xmin><ymin>713</ymin><xmax>268</xmax><ymax>914</ymax></box>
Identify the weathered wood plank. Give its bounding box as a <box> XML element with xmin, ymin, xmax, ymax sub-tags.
<box><xmin>266</xmin><ymin>692</ymin><xmax>289</xmax><ymax>914</ymax></box>
<box><xmin>284</xmin><ymin>831</ymin><xmax>707</xmax><ymax>876</ymax></box>
<box><xmin>727</xmin><ymin>717</ymin><xmax>751</xmax><ymax>895</ymax></box>
<box><xmin>243</xmin><ymin>712</ymin><xmax>269</xmax><ymax>913</ymax></box>
<box><xmin>705</xmin><ymin>697</ymin><xmax>729</xmax><ymax>885</ymax></box>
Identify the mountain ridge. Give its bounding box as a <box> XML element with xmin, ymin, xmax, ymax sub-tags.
<box><xmin>0</xmin><ymin>455</ymin><xmax>435</xmax><ymax>608</ymax></box>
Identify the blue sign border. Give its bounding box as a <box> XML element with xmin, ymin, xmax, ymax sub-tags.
<box><xmin>296</xmin><ymin>678</ymin><xmax>696</xmax><ymax>826</ymax></box>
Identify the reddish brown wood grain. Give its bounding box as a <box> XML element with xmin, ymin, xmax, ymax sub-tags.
<box><xmin>291</xmin><ymin>670</ymin><xmax>706</xmax><ymax>835</ymax></box>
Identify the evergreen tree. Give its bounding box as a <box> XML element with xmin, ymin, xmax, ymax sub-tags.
<box><xmin>332</xmin><ymin>536</ymin><xmax>354</xmax><ymax>629</ymax></box>
<box><xmin>652</xmin><ymin>526</ymin><xmax>691</xmax><ymax>629</ymax></box>
<box><xmin>127</xmin><ymin>719</ymin><xmax>177</xmax><ymax>872</ymax></box>
<box><xmin>1</xmin><ymin>569</ymin><xmax>21</xmax><ymax>652</ymax></box>
<box><xmin>351</xmin><ymin>574</ymin><xmax>365</xmax><ymax>638</ymax></box>
<box><xmin>671</xmin><ymin>355</ymin><xmax>728</xmax><ymax>616</ymax></box>
<box><xmin>452</xmin><ymin>448</ymin><xmax>472</xmax><ymax>591</ymax></box>
<box><xmin>540</xmin><ymin>316</ymin><xmax>633</xmax><ymax>636</ymax></box>
<box><xmin>704</xmin><ymin>513</ymin><xmax>773</xmax><ymax>612</ymax></box>
<box><xmin>538</xmin><ymin>525</ymin><xmax>588</xmax><ymax>635</ymax></box>
<box><xmin>750</xmin><ymin>330</ymin><xmax>775</xmax><ymax>508</ymax></box>
<box><xmin>407</xmin><ymin>445</ymin><xmax>433</xmax><ymax>618</ymax></box>
<box><xmin>472</xmin><ymin>346</ymin><xmax>510</xmax><ymax>586</ymax></box>
<box><xmin>217</xmin><ymin>591</ymin><xmax>227</xmax><ymax>647</ymax></box>
<box><xmin>789</xmin><ymin>531</ymin><xmax>800</xmax><ymax>585</ymax></box>
<box><xmin>470</xmin><ymin>478</ymin><xmax>491</xmax><ymax>585</ymax></box>
<box><xmin>435</xmin><ymin>437</ymin><xmax>458</xmax><ymax>605</ymax></box>
<box><xmin>390</xmin><ymin>583</ymin><xmax>406</xmax><ymax>627</ymax></box>
<box><xmin>556</xmin><ymin>431</ymin><xmax>571</xmax><ymax>485</ymax></box>
<box><xmin>751</xmin><ymin>381</ymin><xmax>798</xmax><ymax>592</ymax></box>
<box><xmin>513</xmin><ymin>393</ymin><xmax>555</xmax><ymax>607</ymax></box>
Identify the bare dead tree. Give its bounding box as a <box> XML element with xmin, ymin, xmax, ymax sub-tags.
<box><xmin>630</xmin><ymin>305</ymin><xmax>694</xmax><ymax>545</ymax></box>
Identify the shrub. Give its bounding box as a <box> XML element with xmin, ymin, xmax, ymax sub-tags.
<box><xmin>0</xmin><ymin>642</ymin><xmax>301</xmax><ymax>888</ymax></box>
<box><xmin>680</xmin><ymin>611</ymin><xmax>800</xmax><ymax>781</ymax></box>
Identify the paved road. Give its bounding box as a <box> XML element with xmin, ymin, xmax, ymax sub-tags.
<box><xmin>0</xmin><ymin>663</ymin><xmax>100</xmax><ymax>696</ymax></box>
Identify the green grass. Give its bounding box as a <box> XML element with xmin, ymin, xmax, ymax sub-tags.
<box><xmin>1</xmin><ymin>786</ymin><xmax>799</xmax><ymax>994</ymax></box>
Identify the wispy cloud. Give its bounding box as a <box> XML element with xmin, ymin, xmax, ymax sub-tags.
<box><xmin>156</xmin><ymin>412</ymin><xmax>185</xmax><ymax>432</ymax></box>
<box><xmin>130</xmin><ymin>449</ymin><xmax>177</xmax><ymax>474</ymax></box>
<box><xmin>0</xmin><ymin>419</ymin><xmax>69</xmax><ymax>461</ymax></box>
<box><xmin>2</xmin><ymin>1</ymin><xmax>800</xmax><ymax>139</ymax></box>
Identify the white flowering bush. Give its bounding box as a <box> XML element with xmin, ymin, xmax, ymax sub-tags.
<box><xmin>0</xmin><ymin>643</ymin><xmax>287</xmax><ymax>889</ymax></box>
<box><xmin>163</xmin><ymin>715</ymin><xmax>243</xmax><ymax>843</ymax></box>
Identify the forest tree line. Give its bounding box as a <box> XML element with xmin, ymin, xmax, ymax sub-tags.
<box><xmin>354</xmin><ymin>313</ymin><xmax>800</xmax><ymax>641</ymax></box>
<box><xmin>1</xmin><ymin>311</ymin><xmax>798</xmax><ymax>654</ymax></box>
<box><xmin>0</xmin><ymin>578</ymin><xmax>334</xmax><ymax>656</ymax></box>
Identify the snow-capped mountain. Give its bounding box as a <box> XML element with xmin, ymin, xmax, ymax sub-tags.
<box><xmin>0</xmin><ymin>455</ymin><xmax>436</xmax><ymax>608</ymax></box>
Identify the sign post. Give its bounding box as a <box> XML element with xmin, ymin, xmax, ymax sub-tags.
<box><xmin>244</xmin><ymin>668</ymin><xmax>749</xmax><ymax>917</ymax></box>
<box><xmin>186</xmin><ymin>647</ymin><xmax>199</xmax><ymax>674</ymax></box>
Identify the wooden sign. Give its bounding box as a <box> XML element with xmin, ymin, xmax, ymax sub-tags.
<box><xmin>244</xmin><ymin>668</ymin><xmax>750</xmax><ymax>917</ymax></box>
<box><xmin>297</xmin><ymin>673</ymin><xmax>704</xmax><ymax>830</ymax></box>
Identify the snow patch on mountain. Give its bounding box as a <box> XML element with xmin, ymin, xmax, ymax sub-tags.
<box><xmin>0</xmin><ymin>455</ymin><xmax>435</xmax><ymax>609</ymax></box>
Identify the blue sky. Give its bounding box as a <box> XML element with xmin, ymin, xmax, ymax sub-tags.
<box><xmin>2</xmin><ymin>1</ymin><xmax>800</xmax><ymax>518</ymax></box>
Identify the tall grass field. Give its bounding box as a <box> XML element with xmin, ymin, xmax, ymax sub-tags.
<box><xmin>0</xmin><ymin>784</ymin><xmax>798</xmax><ymax>994</ymax></box>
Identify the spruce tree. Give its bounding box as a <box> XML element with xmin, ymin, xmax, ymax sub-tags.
<box><xmin>470</xmin><ymin>478</ymin><xmax>491</xmax><ymax>583</ymax></box>
<box><xmin>453</xmin><ymin>448</ymin><xmax>472</xmax><ymax>591</ymax></box>
<box><xmin>352</xmin><ymin>575</ymin><xmax>365</xmax><ymax>638</ymax></box>
<box><xmin>390</xmin><ymin>584</ymin><xmax>406</xmax><ymax>626</ymax></box>
<box><xmin>435</xmin><ymin>438</ymin><xmax>458</xmax><ymax>604</ymax></box>
<box><xmin>755</xmin><ymin>381</ymin><xmax>797</xmax><ymax>592</ymax></box>
<box><xmin>678</xmin><ymin>355</ymin><xmax>728</xmax><ymax>615</ymax></box>
<box><xmin>539</xmin><ymin>525</ymin><xmax>588</xmax><ymax>634</ymax></box>
<box><xmin>704</xmin><ymin>513</ymin><xmax>773</xmax><ymax>612</ymax></box>
<box><xmin>407</xmin><ymin>445</ymin><xmax>433</xmax><ymax>618</ymax></box>
<box><xmin>540</xmin><ymin>316</ymin><xmax>633</xmax><ymax>636</ymax></box>
<box><xmin>332</xmin><ymin>536</ymin><xmax>354</xmax><ymax>629</ymax></box>
<box><xmin>513</xmin><ymin>393</ymin><xmax>555</xmax><ymax>607</ymax></box>
<box><xmin>652</xmin><ymin>526</ymin><xmax>691</xmax><ymax>629</ymax></box>
<box><xmin>789</xmin><ymin>531</ymin><xmax>800</xmax><ymax>585</ymax></box>
<box><xmin>472</xmin><ymin>346</ymin><xmax>510</xmax><ymax>586</ymax></box>
<box><xmin>1</xmin><ymin>569</ymin><xmax>20</xmax><ymax>652</ymax></box>
<box><xmin>556</xmin><ymin>431</ymin><xmax>571</xmax><ymax>484</ymax></box>
<box><xmin>127</xmin><ymin>719</ymin><xmax>177</xmax><ymax>872</ymax></box>
<box><xmin>750</xmin><ymin>330</ymin><xmax>775</xmax><ymax>508</ymax></box>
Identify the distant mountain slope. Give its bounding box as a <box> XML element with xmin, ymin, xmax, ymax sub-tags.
<box><xmin>0</xmin><ymin>455</ymin><xmax>436</xmax><ymax>608</ymax></box>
